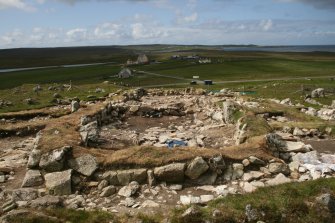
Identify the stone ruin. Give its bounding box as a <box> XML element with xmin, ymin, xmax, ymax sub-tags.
<box><xmin>0</xmin><ymin>87</ymin><xmax>334</xmax><ymax>216</ymax></box>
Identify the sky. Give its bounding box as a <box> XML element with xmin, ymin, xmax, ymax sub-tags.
<box><xmin>0</xmin><ymin>0</ymin><xmax>335</xmax><ymax>48</ymax></box>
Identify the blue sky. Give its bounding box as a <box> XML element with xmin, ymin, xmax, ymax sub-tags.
<box><xmin>0</xmin><ymin>0</ymin><xmax>334</xmax><ymax>48</ymax></box>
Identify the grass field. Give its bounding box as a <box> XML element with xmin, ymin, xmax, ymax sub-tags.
<box><xmin>1</xmin><ymin>47</ymin><xmax>335</xmax><ymax>113</ymax></box>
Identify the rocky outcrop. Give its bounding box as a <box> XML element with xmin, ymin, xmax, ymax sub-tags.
<box><xmin>185</xmin><ymin>157</ymin><xmax>209</xmax><ymax>180</ymax></box>
<box><xmin>68</xmin><ymin>154</ymin><xmax>98</xmax><ymax>177</ymax></box>
<box><xmin>154</xmin><ymin>163</ymin><xmax>185</xmax><ymax>183</ymax></box>
<box><xmin>45</xmin><ymin>169</ymin><xmax>72</xmax><ymax>195</ymax></box>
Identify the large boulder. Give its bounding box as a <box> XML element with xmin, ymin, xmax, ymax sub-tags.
<box><xmin>185</xmin><ymin>157</ymin><xmax>209</xmax><ymax>180</ymax></box>
<box><xmin>21</xmin><ymin>170</ymin><xmax>43</xmax><ymax>187</ymax></box>
<box><xmin>45</xmin><ymin>169</ymin><xmax>72</xmax><ymax>195</ymax></box>
<box><xmin>117</xmin><ymin>169</ymin><xmax>147</xmax><ymax>185</ymax></box>
<box><xmin>68</xmin><ymin>154</ymin><xmax>98</xmax><ymax>177</ymax></box>
<box><xmin>39</xmin><ymin>146</ymin><xmax>70</xmax><ymax>172</ymax></box>
<box><xmin>102</xmin><ymin>171</ymin><xmax>119</xmax><ymax>185</ymax></box>
<box><xmin>154</xmin><ymin>163</ymin><xmax>185</xmax><ymax>183</ymax></box>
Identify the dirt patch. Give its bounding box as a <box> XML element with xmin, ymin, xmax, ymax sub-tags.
<box><xmin>305</xmin><ymin>139</ymin><xmax>335</xmax><ymax>154</ymax></box>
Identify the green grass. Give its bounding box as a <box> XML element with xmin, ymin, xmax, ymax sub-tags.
<box><xmin>141</xmin><ymin>57</ymin><xmax>335</xmax><ymax>81</ymax></box>
<box><xmin>172</xmin><ymin>178</ymin><xmax>335</xmax><ymax>223</ymax></box>
<box><xmin>1</xmin><ymin>50</ymin><xmax>335</xmax><ymax>114</ymax></box>
<box><xmin>0</xmin><ymin>83</ymin><xmax>118</xmax><ymax>113</ymax></box>
<box><xmin>0</xmin><ymin>64</ymin><xmax>122</xmax><ymax>90</ymax></box>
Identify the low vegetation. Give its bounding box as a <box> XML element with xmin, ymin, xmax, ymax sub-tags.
<box><xmin>171</xmin><ymin>178</ymin><xmax>335</xmax><ymax>223</ymax></box>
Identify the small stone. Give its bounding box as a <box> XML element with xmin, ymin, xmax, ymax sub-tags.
<box><xmin>141</xmin><ymin>200</ymin><xmax>160</xmax><ymax>208</ymax></box>
<box><xmin>181</xmin><ymin>206</ymin><xmax>201</xmax><ymax>219</ymax></box>
<box><xmin>100</xmin><ymin>186</ymin><xmax>116</xmax><ymax>197</ymax></box>
<box><xmin>118</xmin><ymin>181</ymin><xmax>140</xmax><ymax>197</ymax></box>
<box><xmin>268</xmin><ymin>162</ymin><xmax>290</xmax><ymax>175</ymax></box>
<box><xmin>242</xmin><ymin>159</ymin><xmax>250</xmax><ymax>167</ymax></box>
<box><xmin>200</xmin><ymin>195</ymin><xmax>214</xmax><ymax>203</ymax></box>
<box><xmin>98</xmin><ymin>180</ymin><xmax>109</xmax><ymax>190</ymax></box>
<box><xmin>315</xmin><ymin>193</ymin><xmax>335</xmax><ymax>213</ymax></box>
<box><xmin>169</xmin><ymin>184</ymin><xmax>183</xmax><ymax>191</ymax></box>
<box><xmin>267</xmin><ymin>173</ymin><xmax>291</xmax><ymax>186</ymax></box>
<box><xmin>68</xmin><ymin>154</ymin><xmax>98</xmax><ymax>177</ymax></box>
<box><xmin>249</xmin><ymin>156</ymin><xmax>265</xmax><ymax>165</ymax></box>
<box><xmin>147</xmin><ymin>170</ymin><xmax>156</xmax><ymax>186</ymax></box>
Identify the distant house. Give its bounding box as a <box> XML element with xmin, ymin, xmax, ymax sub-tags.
<box><xmin>137</xmin><ymin>54</ymin><xmax>149</xmax><ymax>64</ymax></box>
<box><xmin>126</xmin><ymin>59</ymin><xmax>135</xmax><ymax>66</ymax></box>
<box><xmin>118</xmin><ymin>68</ymin><xmax>132</xmax><ymax>78</ymax></box>
<box><xmin>199</xmin><ymin>58</ymin><xmax>212</xmax><ymax>64</ymax></box>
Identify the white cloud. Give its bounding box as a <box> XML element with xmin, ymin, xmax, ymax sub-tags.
<box><xmin>66</xmin><ymin>28</ymin><xmax>87</xmax><ymax>42</ymax></box>
<box><xmin>0</xmin><ymin>0</ymin><xmax>36</xmax><ymax>12</ymax></box>
<box><xmin>0</xmin><ymin>18</ymin><xmax>334</xmax><ymax>48</ymax></box>
<box><xmin>176</xmin><ymin>12</ymin><xmax>198</xmax><ymax>24</ymax></box>
<box><xmin>94</xmin><ymin>23</ymin><xmax>122</xmax><ymax>39</ymax></box>
<box><xmin>260</xmin><ymin>19</ymin><xmax>273</xmax><ymax>31</ymax></box>
<box><xmin>131</xmin><ymin>23</ymin><xmax>165</xmax><ymax>39</ymax></box>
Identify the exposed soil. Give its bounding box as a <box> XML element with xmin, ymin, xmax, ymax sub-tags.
<box><xmin>304</xmin><ymin>139</ymin><xmax>335</xmax><ymax>154</ymax></box>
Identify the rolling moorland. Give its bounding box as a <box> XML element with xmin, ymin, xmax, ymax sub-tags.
<box><xmin>0</xmin><ymin>45</ymin><xmax>335</xmax><ymax>223</ymax></box>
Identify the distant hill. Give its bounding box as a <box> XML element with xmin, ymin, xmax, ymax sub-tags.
<box><xmin>0</xmin><ymin>44</ymin><xmax>257</xmax><ymax>69</ymax></box>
